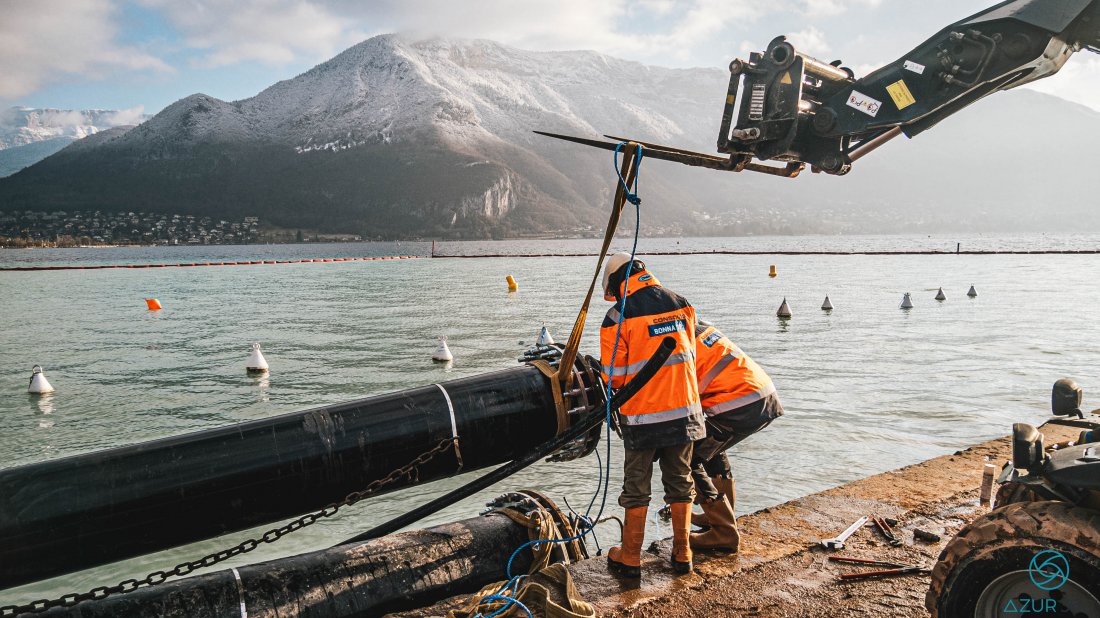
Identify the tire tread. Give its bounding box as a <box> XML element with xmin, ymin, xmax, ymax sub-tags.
<box><xmin>926</xmin><ymin>501</ymin><xmax>1100</xmax><ymax>617</ymax></box>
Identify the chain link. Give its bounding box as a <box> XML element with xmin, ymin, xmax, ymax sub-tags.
<box><xmin>0</xmin><ymin>438</ymin><xmax>456</xmax><ymax>617</ymax></box>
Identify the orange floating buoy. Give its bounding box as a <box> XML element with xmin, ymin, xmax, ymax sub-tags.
<box><xmin>145</xmin><ymin>298</ymin><xmax>162</xmax><ymax>311</ymax></box>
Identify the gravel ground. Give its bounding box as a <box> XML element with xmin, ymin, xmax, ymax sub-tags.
<box><xmin>391</xmin><ymin>420</ymin><xmax>1082</xmax><ymax>617</ymax></box>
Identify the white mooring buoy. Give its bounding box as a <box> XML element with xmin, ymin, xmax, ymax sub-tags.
<box><xmin>246</xmin><ymin>342</ymin><xmax>269</xmax><ymax>374</ymax></box>
<box><xmin>776</xmin><ymin>298</ymin><xmax>792</xmax><ymax>319</ymax></box>
<box><xmin>935</xmin><ymin>287</ymin><xmax>947</xmax><ymax>301</ymax></box>
<box><xmin>432</xmin><ymin>337</ymin><xmax>454</xmax><ymax>363</ymax></box>
<box><xmin>536</xmin><ymin>326</ymin><xmax>555</xmax><ymax>346</ymax></box>
<box><xmin>821</xmin><ymin>295</ymin><xmax>833</xmax><ymax>311</ymax></box>
<box><xmin>27</xmin><ymin>365</ymin><xmax>55</xmax><ymax>394</ymax></box>
<box><xmin>900</xmin><ymin>293</ymin><xmax>914</xmax><ymax>310</ymax></box>
<box><xmin>967</xmin><ymin>285</ymin><xmax>978</xmax><ymax>298</ymax></box>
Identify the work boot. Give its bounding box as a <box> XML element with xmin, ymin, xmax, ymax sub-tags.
<box><xmin>607</xmin><ymin>506</ymin><xmax>647</xmax><ymax>578</ymax></box>
<box><xmin>691</xmin><ymin>476</ymin><xmax>735</xmax><ymax>527</ymax></box>
<box><xmin>690</xmin><ymin>495</ymin><xmax>740</xmax><ymax>552</ymax></box>
<box><xmin>670</xmin><ymin>502</ymin><xmax>693</xmax><ymax>574</ymax></box>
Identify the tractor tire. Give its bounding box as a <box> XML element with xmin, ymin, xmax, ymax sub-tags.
<box><xmin>993</xmin><ymin>481</ymin><xmax>1039</xmax><ymax>508</ymax></box>
<box><xmin>927</xmin><ymin>501</ymin><xmax>1100</xmax><ymax>618</ymax></box>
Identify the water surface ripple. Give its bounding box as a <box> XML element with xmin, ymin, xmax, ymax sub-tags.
<box><xmin>1</xmin><ymin>235</ymin><xmax>1097</xmax><ymax>603</ymax></box>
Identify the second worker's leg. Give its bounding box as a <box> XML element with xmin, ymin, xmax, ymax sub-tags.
<box><xmin>691</xmin><ymin>433</ymin><xmax>734</xmax><ymax>527</ymax></box>
<box><xmin>691</xmin><ymin>450</ymin><xmax>740</xmax><ymax>553</ymax></box>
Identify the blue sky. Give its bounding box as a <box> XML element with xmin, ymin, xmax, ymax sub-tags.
<box><xmin>3</xmin><ymin>0</ymin><xmax>1099</xmax><ymax>115</ymax></box>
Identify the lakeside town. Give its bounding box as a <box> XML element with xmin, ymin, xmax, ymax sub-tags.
<box><xmin>0</xmin><ymin>210</ymin><xmax>262</xmax><ymax>247</ymax></box>
<box><xmin>0</xmin><ymin>204</ymin><xmax>1064</xmax><ymax>249</ymax></box>
<box><xmin>0</xmin><ymin>210</ymin><xmax>369</xmax><ymax>247</ymax></box>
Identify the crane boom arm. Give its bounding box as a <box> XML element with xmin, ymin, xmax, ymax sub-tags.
<box><xmin>539</xmin><ymin>0</ymin><xmax>1100</xmax><ymax>177</ymax></box>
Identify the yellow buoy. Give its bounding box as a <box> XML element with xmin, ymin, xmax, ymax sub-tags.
<box><xmin>768</xmin><ymin>265</ymin><xmax>777</xmax><ymax>278</ymax></box>
<box><xmin>506</xmin><ymin>275</ymin><xmax>518</xmax><ymax>292</ymax></box>
<box><xmin>145</xmin><ymin>298</ymin><xmax>162</xmax><ymax>311</ymax></box>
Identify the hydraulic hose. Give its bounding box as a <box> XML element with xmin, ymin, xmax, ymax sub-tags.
<box><xmin>339</xmin><ymin>336</ymin><xmax>677</xmax><ymax>545</ymax></box>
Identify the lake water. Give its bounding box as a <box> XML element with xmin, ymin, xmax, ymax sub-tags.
<box><xmin>2</xmin><ymin>234</ymin><xmax>1099</xmax><ymax>605</ymax></box>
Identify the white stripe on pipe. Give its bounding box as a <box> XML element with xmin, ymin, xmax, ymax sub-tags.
<box><xmin>231</xmin><ymin>567</ymin><xmax>248</xmax><ymax>618</ymax></box>
<box><xmin>435</xmin><ymin>383</ymin><xmax>458</xmax><ymax>439</ymax></box>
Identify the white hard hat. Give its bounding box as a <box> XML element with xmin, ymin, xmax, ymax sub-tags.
<box><xmin>602</xmin><ymin>252</ymin><xmax>634</xmax><ymax>301</ymax></box>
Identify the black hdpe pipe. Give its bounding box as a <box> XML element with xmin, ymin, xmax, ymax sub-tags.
<box><xmin>0</xmin><ymin>362</ymin><xmax>604</xmax><ymax>590</ymax></box>
<box><xmin>342</xmin><ymin>336</ymin><xmax>676</xmax><ymax>544</ymax></box>
<box><xmin>27</xmin><ymin>340</ymin><xmax>673</xmax><ymax>618</ymax></box>
<box><xmin>34</xmin><ymin>513</ymin><xmax>537</xmax><ymax>618</ymax></box>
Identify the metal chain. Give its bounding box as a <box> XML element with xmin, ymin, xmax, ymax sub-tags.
<box><xmin>0</xmin><ymin>438</ymin><xmax>456</xmax><ymax>617</ymax></box>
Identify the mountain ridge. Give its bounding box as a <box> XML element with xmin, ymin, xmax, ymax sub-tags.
<box><xmin>1</xmin><ymin>34</ymin><xmax>1098</xmax><ymax>237</ymax></box>
<box><xmin>0</xmin><ymin>107</ymin><xmax>150</xmax><ymax>177</ymax></box>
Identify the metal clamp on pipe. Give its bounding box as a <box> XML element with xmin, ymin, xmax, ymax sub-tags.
<box><xmin>342</xmin><ymin>337</ymin><xmax>677</xmax><ymax>545</ymax></box>
<box><xmin>521</xmin><ymin>342</ymin><xmax>606</xmax><ymax>462</ymax></box>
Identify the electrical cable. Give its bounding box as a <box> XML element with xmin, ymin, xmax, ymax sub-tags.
<box><xmin>498</xmin><ymin>142</ymin><xmax>646</xmax><ymax>583</ymax></box>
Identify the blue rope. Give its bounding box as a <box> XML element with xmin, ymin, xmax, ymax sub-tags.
<box><xmin>613</xmin><ymin>143</ymin><xmax>643</xmax><ymax>206</ymax></box>
<box><xmin>585</xmin><ymin>142</ymin><xmax>642</xmax><ymax>519</ymax></box>
<box><xmin>494</xmin><ymin>142</ymin><xmax>645</xmax><ymax>602</ymax></box>
<box><xmin>591</xmin><ymin>180</ymin><xmax>642</xmax><ymax>531</ymax></box>
<box><xmin>481</xmin><ymin>593</ymin><xmax>534</xmax><ymax>618</ymax></box>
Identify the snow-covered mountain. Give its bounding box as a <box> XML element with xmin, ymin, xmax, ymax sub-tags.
<box><xmin>0</xmin><ymin>107</ymin><xmax>148</xmax><ymax>177</ymax></box>
<box><xmin>120</xmin><ymin>35</ymin><xmax>719</xmax><ymax>153</ymax></box>
<box><xmin>1</xmin><ymin>35</ymin><xmax>1098</xmax><ymax>236</ymax></box>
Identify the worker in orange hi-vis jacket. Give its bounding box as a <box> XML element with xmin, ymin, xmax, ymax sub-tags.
<box><xmin>688</xmin><ymin>319</ymin><xmax>784</xmax><ymax>553</ymax></box>
<box><xmin>599</xmin><ymin>252</ymin><xmax>704</xmax><ymax>577</ymax></box>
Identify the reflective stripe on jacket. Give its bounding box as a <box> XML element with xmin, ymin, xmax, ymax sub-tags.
<box><xmin>695</xmin><ymin>324</ymin><xmax>776</xmax><ymax>416</ymax></box>
<box><xmin>600</xmin><ymin>271</ymin><xmax>702</xmax><ymax>426</ymax></box>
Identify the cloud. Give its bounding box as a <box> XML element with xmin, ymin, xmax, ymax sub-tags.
<box><xmin>102</xmin><ymin>106</ymin><xmax>148</xmax><ymax>125</ymax></box>
<box><xmin>140</xmin><ymin>0</ymin><xmax>367</xmax><ymax>67</ymax></box>
<box><xmin>636</xmin><ymin>0</ymin><xmax>678</xmax><ymax>16</ymax></box>
<box><xmin>35</xmin><ymin>110</ymin><xmax>91</xmax><ymax>128</ymax></box>
<box><xmin>1023</xmin><ymin>55</ymin><xmax>1100</xmax><ymax>114</ymax></box>
<box><xmin>0</xmin><ymin>0</ymin><xmax>171</xmax><ymax>101</ymax></box>
<box><xmin>0</xmin><ymin>106</ymin><xmax>147</xmax><ymax>132</ymax></box>
<box><xmin>335</xmin><ymin>0</ymin><xmax>759</xmax><ymax>66</ymax></box>
<box><xmin>786</xmin><ymin>26</ymin><xmax>830</xmax><ymax>54</ymax></box>
<box><xmin>125</xmin><ymin>0</ymin><xmax>762</xmax><ymax>71</ymax></box>
<box><xmin>796</xmin><ymin>0</ymin><xmax>883</xmax><ymax>19</ymax></box>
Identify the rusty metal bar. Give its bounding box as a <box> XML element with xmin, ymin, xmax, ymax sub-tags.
<box><xmin>848</xmin><ymin>126</ymin><xmax>904</xmax><ymax>162</ymax></box>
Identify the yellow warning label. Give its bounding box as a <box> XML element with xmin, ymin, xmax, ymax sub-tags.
<box><xmin>727</xmin><ymin>94</ymin><xmax>735</xmax><ymax>105</ymax></box>
<box><xmin>886</xmin><ymin>79</ymin><xmax>916</xmax><ymax>111</ymax></box>
<box><xmin>780</xmin><ymin>72</ymin><xmax>793</xmax><ymax>85</ymax></box>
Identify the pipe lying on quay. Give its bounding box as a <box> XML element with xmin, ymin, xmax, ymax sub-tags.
<box><xmin>36</xmin><ymin>510</ymin><xmax>542</xmax><ymax>618</ymax></box>
<box><xmin>0</xmin><ymin>360</ymin><xmax>605</xmax><ymax>590</ymax></box>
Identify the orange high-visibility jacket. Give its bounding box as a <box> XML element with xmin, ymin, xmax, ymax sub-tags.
<box><xmin>694</xmin><ymin>323</ymin><xmax>776</xmax><ymax>416</ymax></box>
<box><xmin>600</xmin><ymin>271</ymin><xmax>702</xmax><ymax>426</ymax></box>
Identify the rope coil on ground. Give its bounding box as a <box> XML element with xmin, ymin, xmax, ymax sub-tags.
<box><xmin>450</xmin><ymin>502</ymin><xmax>595</xmax><ymax>618</ymax></box>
